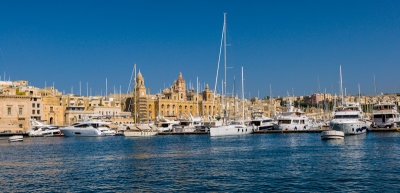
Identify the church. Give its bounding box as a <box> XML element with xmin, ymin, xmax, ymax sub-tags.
<box><xmin>129</xmin><ymin>70</ymin><xmax>221</xmax><ymax>123</ymax></box>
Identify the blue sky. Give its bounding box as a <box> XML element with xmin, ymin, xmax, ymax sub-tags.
<box><xmin>0</xmin><ymin>0</ymin><xmax>399</xmax><ymax>98</ymax></box>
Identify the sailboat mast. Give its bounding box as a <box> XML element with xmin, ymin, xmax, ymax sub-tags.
<box><xmin>241</xmin><ymin>65</ymin><xmax>245</xmax><ymax>121</ymax></box>
<box><xmin>224</xmin><ymin>12</ymin><xmax>228</xmax><ymax>123</ymax></box>
<box><xmin>211</xmin><ymin>13</ymin><xmax>225</xmax><ymax>120</ymax></box>
<box><xmin>339</xmin><ymin>65</ymin><xmax>344</xmax><ymax>105</ymax></box>
<box><xmin>196</xmin><ymin>76</ymin><xmax>199</xmax><ymax>116</ymax></box>
<box><xmin>134</xmin><ymin>64</ymin><xmax>137</xmax><ymax>125</ymax></box>
<box><xmin>270</xmin><ymin>84</ymin><xmax>273</xmax><ymax>117</ymax></box>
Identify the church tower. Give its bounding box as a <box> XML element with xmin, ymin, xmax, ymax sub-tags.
<box><xmin>134</xmin><ymin>70</ymin><xmax>148</xmax><ymax>123</ymax></box>
<box><xmin>173</xmin><ymin>72</ymin><xmax>186</xmax><ymax>100</ymax></box>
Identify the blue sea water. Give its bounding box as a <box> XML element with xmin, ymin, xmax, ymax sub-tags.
<box><xmin>1</xmin><ymin>133</ymin><xmax>400</xmax><ymax>192</ymax></box>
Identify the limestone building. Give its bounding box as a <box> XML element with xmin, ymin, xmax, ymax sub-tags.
<box><xmin>127</xmin><ymin>71</ymin><xmax>221</xmax><ymax>123</ymax></box>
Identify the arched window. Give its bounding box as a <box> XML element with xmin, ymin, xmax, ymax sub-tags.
<box><xmin>181</xmin><ymin>93</ymin><xmax>183</xmax><ymax>99</ymax></box>
<box><xmin>167</xmin><ymin>105</ymin><xmax>169</xmax><ymax>109</ymax></box>
<box><xmin>179</xmin><ymin>106</ymin><xmax>182</xmax><ymax>110</ymax></box>
<box><xmin>173</xmin><ymin>105</ymin><xmax>175</xmax><ymax>109</ymax></box>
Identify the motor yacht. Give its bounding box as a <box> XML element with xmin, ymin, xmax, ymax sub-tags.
<box><xmin>27</xmin><ymin>119</ymin><xmax>61</xmax><ymax>137</ymax></box>
<box><xmin>372</xmin><ymin>102</ymin><xmax>400</xmax><ymax>128</ymax></box>
<box><xmin>60</xmin><ymin>119</ymin><xmax>114</xmax><ymax>137</ymax></box>
<box><xmin>329</xmin><ymin>103</ymin><xmax>368</xmax><ymax>135</ymax></box>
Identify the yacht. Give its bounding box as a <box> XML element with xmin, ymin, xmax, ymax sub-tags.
<box><xmin>124</xmin><ymin>124</ymin><xmax>158</xmax><ymax>137</ymax></box>
<box><xmin>27</xmin><ymin>119</ymin><xmax>62</xmax><ymax>137</ymax></box>
<box><xmin>274</xmin><ymin>97</ymin><xmax>310</xmax><ymax>131</ymax></box>
<box><xmin>174</xmin><ymin>115</ymin><xmax>203</xmax><ymax>132</ymax></box>
<box><xmin>274</xmin><ymin>110</ymin><xmax>310</xmax><ymax>131</ymax></box>
<box><xmin>157</xmin><ymin>117</ymin><xmax>180</xmax><ymax>132</ymax></box>
<box><xmin>372</xmin><ymin>102</ymin><xmax>400</xmax><ymax>128</ymax></box>
<box><xmin>330</xmin><ymin>103</ymin><xmax>368</xmax><ymax>135</ymax></box>
<box><xmin>249</xmin><ymin>111</ymin><xmax>275</xmax><ymax>130</ymax></box>
<box><xmin>210</xmin><ymin>121</ymin><xmax>253</xmax><ymax>137</ymax></box>
<box><xmin>60</xmin><ymin>119</ymin><xmax>114</xmax><ymax>137</ymax></box>
<box><xmin>329</xmin><ymin>65</ymin><xmax>368</xmax><ymax>135</ymax></box>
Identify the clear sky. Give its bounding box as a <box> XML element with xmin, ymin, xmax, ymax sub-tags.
<box><xmin>0</xmin><ymin>0</ymin><xmax>399</xmax><ymax>98</ymax></box>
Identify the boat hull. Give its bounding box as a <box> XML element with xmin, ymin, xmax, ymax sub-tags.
<box><xmin>210</xmin><ymin>125</ymin><xmax>253</xmax><ymax>137</ymax></box>
<box><xmin>124</xmin><ymin>131</ymin><xmax>158</xmax><ymax>137</ymax></box>
<box><xmin>275</xmin><ymin>124</ymin><xmax>309</xmax><ymax>131</ymax></box>
<box><xmin>330</xmin><ymin>121</ymin><xmax>368</xmax><ymax>135</ymax></box>
<box><xmin>8</xmin><ymin>135</ymin><xmax>23</xmax><ymax>142</ymax></box>
<box><xmin>321</xmin><ymin>130</ymin><xmax>345</xmax><ymax>140</ymax></box>
<box><xmin>60</xmin><ymin>128</ymin><xmax>104</xmax><ymax>137</ymax></box>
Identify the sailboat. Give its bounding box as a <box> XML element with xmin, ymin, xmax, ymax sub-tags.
<box><xmin>209</xmin><ymin>28</ymin><xmax>254</xmax><ymax>139</ymax></box>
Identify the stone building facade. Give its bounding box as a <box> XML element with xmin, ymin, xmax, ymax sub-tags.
<box><xmin>127</xmin><ymin>71</ymin><xmax>221</xmax><ymax>123</ymax></box>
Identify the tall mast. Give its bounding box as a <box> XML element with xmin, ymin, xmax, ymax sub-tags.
<box><xmin>339</xmin><ymin>65</ymin><xmax>344</xmax><ymax>105</ymax></box>
<box><xmin>233</xmin><ymin>76</ymin><xmax>236</xmax><ymax>120</ymax></box>
<box><xmin>196</xmin><ymin>76</ymin><xmax>199</xmax><ymax>116</ymax></box>
<box><xmin>241</xmin><ymin>65</ymin><xmax>245</xmax><ymax>121</ymax></box>
<box><xmin>79</xmin><ymin>81</ymin><xmax>82</xmax><ymax>96</ymax></box>
<box><xmin>224</xmin><ymin>12</ymin><xmax>227</xmax><ymax>123</ymax></box>
<box><xmin>211</xmin><ymin>13</ymin><xmax>225</xmax><ymax>120</ymax></box>
<box><xmin>134</xmin><ymin>64</ymin><xmax>137</xmax><ymax>125</ymax></box>
<box><xmin>270</xmin><ymin>84</ymin><xmax>273</xmax><ymax>117</ymax></box>
<box><xmin>105</xmin><ymin>78</ymin><xmax>107</xmax><ymax>99</ymax></box>
<box><xmin>358</xmin><ymin>83</ymin><xmax>361</xmax><ymax>103</ymax></box>
<box><xmin>373</xmin><ymin>74</ymin><xmax>377</xmax><ymax>95</ymax></box>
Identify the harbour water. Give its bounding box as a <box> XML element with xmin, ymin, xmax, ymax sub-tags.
<box><xmin>1</xmin><ymin>133</ymin><xmax>400</xmax><ymax>192</ymax></box>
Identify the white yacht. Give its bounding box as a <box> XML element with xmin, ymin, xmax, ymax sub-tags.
<box><xmin>210</xmin><ymin>121</ymin><xmax>253</xmax><ymax>137</ymax></box>
<box><xmin>330</xmin><ymin>103</ymin><xmax>368</xmax><ymax>135</ymax></box>
<box><xmin>249</xmin><ymin>111</ymin><xmax>275</xmax><ymax>130</ymax></box>
<box><xmin>27</xmin><ymin>119</ymin><xmax>61</xmax><ymax>137</ymax></box>
<box><xmin>274</xmin><ymin>110</ymin><xmax>310</xmax><ymax>131</ymax></box>
<box><xmin>372</xmin><ymin>102</ymin><xmax>400</xmax><ymax>128</ymax></box>
<box><xmin>60</xmin><ymin>119</ymin><xmax>113</xmax><ymax>137</ymax></box>
<box><xmin>329</xmin><ymin>65</ymin><xmax>368</xmax><ymax>135</ymax></box>
<box><xmin>124</xmin><ymin>124</ymin><xmax>158</xmax><ymax>137</ymax></box>
<box><xmin>274</xmin><ymin>97</ymin><xmax>310</xmax><ymax>131</ymax></box>
<box><xmin>174</xmin><ymin>115</ymin><xmax>203</xmax><ymax>132</ymax></box>
<box><xmin>157</xmin><ymin>117</ymin><xmax>180</xmax><ymax>132</ymax></box>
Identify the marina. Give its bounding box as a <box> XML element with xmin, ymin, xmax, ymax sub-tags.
<box><xmin>1</xmin><ymin>1</ymin><xmax>400</xmax><ymax>192</ymax></box>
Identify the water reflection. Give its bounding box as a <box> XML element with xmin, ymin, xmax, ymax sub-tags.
<box><xmin>1</xmin><ymin>133</ymin><xmax>400</xmax><ymax>192</ymax></box>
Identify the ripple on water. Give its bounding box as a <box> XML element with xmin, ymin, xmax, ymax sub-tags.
<box><xmin>1</xmin><ymin>133</ymin><xmax>400</xmax><ymax>192</ymax></box>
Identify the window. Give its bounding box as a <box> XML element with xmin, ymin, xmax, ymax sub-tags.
<box><xmin>32</xmin><ymin>110</ymin><xmax>35</xmax><ymax>114</ymax></box>
<box><xmin>173</xmin><ymin>105</ymin><xmax>175</xmax><ymax>109</ymax></box>
<box><xmin>8</xmin><ymin>107</ymin><xmax>11</xmax><ymax>115</ymax></box>
<box><xmin>181</xmin><ymin>94</ymin><xmax>183</xmax><ymax>99</ymax></box>
<box><xmin>19</xmin><ymin>108</ymin><xmax>23</xmax><ymax>115</ymax></box>
<box><xmin>161</xmin><ymin>104</ymin><xmax>164</xmax><ymax>109</ymax></box>
<box><xmin>185</xmin><ymin>106</ymin><xmax>187</xmax><ymax>110</ymax></box>
<box><xmin>34</xmin><ymin>98</ymin><xmax>37</xmax><ymax>101</ymax></box>
<box><xmin>179</xmin><ymin>106</ymin><xmax>182</xmax><ymax>110</ymax></box>
<box><xmin>167</xmin><ymin>105</ymin><xmax>170</xmax><ymax>109</ymax></box>
<box><xmin>37</xmin><ymin>110</ymin><xmax>40</xmax><ymax>114</ymax></box>
<box><xmin>279</xmin><ymin>120</ymin><xmax>291</xmax><ymax>124</ymax></box>
<box><xmin>50</xmin><ymin>107</ymin><xmax>53</xmax><ymax>111</ymax></box>
<box><xmin>37</xmin><ymin>104</ymin><xmax>40</xmax><ymax>108</ymax></box>
<box><xmin>32</xmin><ymin>103</ymin><xmax>35</xmax><ymax>108</ymax></box>
<box><xmin>19</xmin><ymin>124</ymin><xmax>23</xmax><ymax>128</ymax></box>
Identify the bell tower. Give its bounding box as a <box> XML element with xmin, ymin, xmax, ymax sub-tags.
<box><xmin>134</xmin><ymin>69</ymin><xmax>148</xmax><ymax>123</ymax></box>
